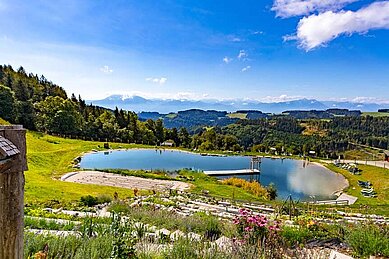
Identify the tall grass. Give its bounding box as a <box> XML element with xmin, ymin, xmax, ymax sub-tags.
<box><xmin>24</xmin><ymin>217</ymin><xmax>77</xmax><ymax>231</ymax></box>
<box><xmin>109</xmin><ymin>203</ymin><xmax>230</xmax><ymax>238</ymax></box>
<box><xmin>222</xmin><ymin>178</ymin><xmax>268</xmax><ymax>199</ymax></box>
<box><xmin>345</xmin><ymin>223</ymin><xmax>389</xmax><ymax>258</ymax></box>
<box><xmin>24</xmin><ymin>232</ymin><xmax>113</xmax><ymax>259</ymax></box>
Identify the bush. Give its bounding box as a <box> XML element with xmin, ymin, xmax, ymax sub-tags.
<box><xmin>96</xmin><ymin>194</ymin><xmax>112</xmax><ymax>204</ymax></box>
<box><xmin>80</xmin><ymin>195</ymin><xmax>98</xmax><ymax>207</ymax></box>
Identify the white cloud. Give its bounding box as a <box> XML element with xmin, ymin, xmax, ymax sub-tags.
<box><xmin>252</xmin><ymin>31</ymin><xmax>264</xmax><ymax>35</ymax></box>
<box><xmin>223</xmin><ymin>56</ymin><xmax>232</xmax><ymax>64</ymax></box>
<box><xmin>100</xmin><ymin>65</ymin><xmax>113</xmax><ymax>74</ymax></box>
<box><xmin>145</xmin><ymin>77</ymin><xmax>168</xmax><ymax>85</ymax></box>
<box><xmin>231</xmin><ymin>37</ymin><xmax>241</xmax><ymax>42</ymax></box>
<box><xmin>241</xmin><ymin>65</ymin><xmax>251</xmax><ymax>72</ymax></box>
<box><xmin>111</xmin><ymin>91</ymin><xmax>210</xmax><ymax>100</ymax></box>
<box><xmin>260</xmin><ymin>94</ymin><xmax>306</xmax><ymax>103</ymax></box>
<box><xmin>291</xmin><ymin>1</ymin><xmax>389</xmax><ymax>51</ymax></box>
<box><xmin>237</xmin><ymin>50</ymin><xmax>248</xmax><ymax>60</ymax></box>
<box><xmin>351</xmin><ymin>96</ymin><xmax>389</xmax><ymax>104</ymax></box>
<box><xmin>272</xmin><ymin>0</ymin><xmax>358</xmax><ymax>18</ymax></box>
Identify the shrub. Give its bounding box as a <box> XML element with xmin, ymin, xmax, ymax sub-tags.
<box><xmin>80</xmin><ymin>195</ymin><xmax>98</xmax><ymax>207</ymax></box>
<box><xmin>96</xmin><ymin>194</ymin><xmax>112</xmax><ymax>204</ymax></box>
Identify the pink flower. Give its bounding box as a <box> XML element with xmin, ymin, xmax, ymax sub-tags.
<box><xmin>247</xmin><ymin>216</ymin><xmax>255</xmax><ymax>223</ymax></box>
<box><xmin>244</xmin><ymin>226</ymin><xmax>253</xmax><ymax>232</ymax></box>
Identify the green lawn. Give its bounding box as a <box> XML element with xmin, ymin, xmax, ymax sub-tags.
<box><xmin>325</xmin><ymin>164</ymin><xmax>389</xmax><ymax>209</ymax></box>
<box><xmin>24</xmin><ymin>131</ymin><xmax>155</xmax><ymax>206</ymax></box>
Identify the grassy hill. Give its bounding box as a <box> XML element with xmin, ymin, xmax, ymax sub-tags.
<box><xmin>25</xmin><ymin>132</ymin><xmax>147</xmax><ymax>206</ymax></box>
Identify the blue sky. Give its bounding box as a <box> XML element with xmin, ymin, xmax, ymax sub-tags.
<box><xmin>0</xmin><ymin>0</ymin><xmax>388</xmax><ymax>102</ymax></box>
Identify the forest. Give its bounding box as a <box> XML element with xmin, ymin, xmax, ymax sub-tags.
<box><xmin>1</xmin><ymin>65</ymin><xmax>389</xmax><ymax>158</ymax></box>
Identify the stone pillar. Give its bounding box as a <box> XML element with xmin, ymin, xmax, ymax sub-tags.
<box><xmin>0</xmin><ymin>125</ymin><xmax>27</xmax><ymax>259</ymax></box>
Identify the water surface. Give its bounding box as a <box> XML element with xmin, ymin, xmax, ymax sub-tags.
<box><xmin>80</xmin><ymin>149</ymin><xmax>347</xmax><ymax>200</ymax></box>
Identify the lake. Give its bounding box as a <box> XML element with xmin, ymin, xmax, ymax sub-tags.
<box><xmin>80</xmin><ymin>149</ymin><xmax>347</xmax><ymax>200</ymax></box>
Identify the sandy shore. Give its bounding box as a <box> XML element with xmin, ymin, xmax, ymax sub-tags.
<box><xmin>311</xmin><ymin>161</ymin><xmax>350</xmax><ymax>193</ymax></box>
<box><xmin>62</xmin><ymin>171</ymin><xmax>191</xmax><ymax>191</ymax></box>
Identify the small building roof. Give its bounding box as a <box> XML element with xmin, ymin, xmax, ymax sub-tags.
<box><xmin>0</xmin><ymin>135</ymin><xmax>20</xmax><ymax>159</ymax></box>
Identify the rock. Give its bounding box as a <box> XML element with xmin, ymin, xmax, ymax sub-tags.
<box><xmin>329</xmin><ymin>250</ymin><xmax>353</xmax><ymax>259</ymax></box>
<box><xmin>215</xmin><ymin>236</ymin><xmax>232</xmax><ymax>249</ymax></box>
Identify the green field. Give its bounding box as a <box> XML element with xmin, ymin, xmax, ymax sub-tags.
<box><xmin>165</xmin><ymin>113</ymin><xmax>177</xmax><ymax>119</ymax></box>
<box><xmin>227</xmin><ymin>112</ymin><xmax>247</xmax><ymax>119</ymax></box>
<box><xmin>362</xmin><ymin>112</ymin><xmax>389</xmax><ymax>117</ymax></box>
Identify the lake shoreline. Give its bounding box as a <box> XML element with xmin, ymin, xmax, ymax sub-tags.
<box><xmin>79</xmin><ymin>148</ymin><xmax>349</xmax><ymax>200</ymax></box>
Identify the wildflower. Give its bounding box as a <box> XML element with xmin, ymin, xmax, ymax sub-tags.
<box><xmin>247</xmin><ymin>216</ymin><xmax>255</xmax><ymax>223</ymax></box>
<box><xmin>244</xmin><ymin>226</ymin><xmax>253</xmax><ymax>232</ymax></box>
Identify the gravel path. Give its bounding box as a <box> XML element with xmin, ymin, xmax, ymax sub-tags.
<box><xmin>62</xmin><ymin>171</ymin><xmax>191</xmax><ymax>191</ymax></box>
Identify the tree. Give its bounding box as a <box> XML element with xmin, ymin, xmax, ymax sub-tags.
<box><xmin>155</xmin><ymin>119</ymin><xmax>165</xmax><ymax>144</ymax></box>
<box><xmin>178</xmin><ymin>127</ymin><xmax>191</xmax><ymax>148</ymax></box>
<box><xmin>35</xmin><ymin>96</ymin><xmax>83</xmax><ymax>134</ymax></box>
<box><xmin>0</xmin><ymin>84</ymin><xmax>16</xmax><ymax>122</ymax></box>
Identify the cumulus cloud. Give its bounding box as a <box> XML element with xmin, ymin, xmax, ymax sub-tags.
<box><xmin>241</xmin><ymin>65</ymin><xmax>251</xmax><ymax>72</ymax></box>
<box><xmin>237</xmin><ymin>49</ymin><xmax>248</xmax><ymax>60</ymax></box>
<box><xmin>272</xmin><ymin>0</ymin><xmax>358</xmax><ymax>18</ymax></box>
<box><xmin>290</xmin><ymin>1</ymin><xmax>389</xmax><ymax>50</ymax></box>
<box><xmin>145</xmin><ymin>77</ymin><xmax>168</xmax><ymax>85</ymax></box>
<box><xmin>223</xmin><ymin>56</ymin><xmax>232</xmax><ymax>64</ymax></box>
<box><xmin>100</xmin><ymin>65</ymin><xmax>113</xmax><ymax>74</ymax></box>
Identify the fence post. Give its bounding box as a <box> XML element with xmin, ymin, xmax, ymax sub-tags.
<box><xmin>0</xmin><ymin>125</ymin><xmax>28</xmax><ymax>259</ymax></box>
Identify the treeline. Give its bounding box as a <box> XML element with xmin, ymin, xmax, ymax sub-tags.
<box><xmin>190</xmin><ymin>118</ymin><xmax>348</xmax><ymax>158</ymax></box>
<box><xmin>0</xmin><ymin>65</ymin><xmax>190</xmax><ymax>146</ymax></box>
<box><xmin>189</xmin><ymin>115</ymin><xmax>389</xmax><ymax>158</ymax></box>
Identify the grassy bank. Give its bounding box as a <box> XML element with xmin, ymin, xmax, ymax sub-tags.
<box><xmin>325</xmin><ymin>163</ymin><xmax>389</xmax><ymax>214</ymax></box>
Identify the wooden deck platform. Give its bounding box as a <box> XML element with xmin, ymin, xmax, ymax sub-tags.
<box><xmin>204</xmin><ymin>169</ymin><xmax>260</xmax><ymax>176</ymax></box>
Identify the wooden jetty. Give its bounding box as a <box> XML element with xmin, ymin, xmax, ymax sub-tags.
<box><xmin>204</xmin><ymin>156</ymin><xmax>261</xmax><ymax>176</ymax></box>
<box><xmin>204</xmin><ymin>169</ymin><xmax>260</xmax><ymax>176</ymax></box>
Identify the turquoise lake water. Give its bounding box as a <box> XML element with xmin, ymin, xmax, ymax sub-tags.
<box><xmin>80</xmin><ymin>149</ymin><xmax>347</xmax><ymax>200</ymax></box>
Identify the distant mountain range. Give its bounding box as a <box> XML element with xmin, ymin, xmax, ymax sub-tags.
<box><xmin>88</xmin><ymin>95</ymin><xmax>388</xmax><ymax>113</ymax></box>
